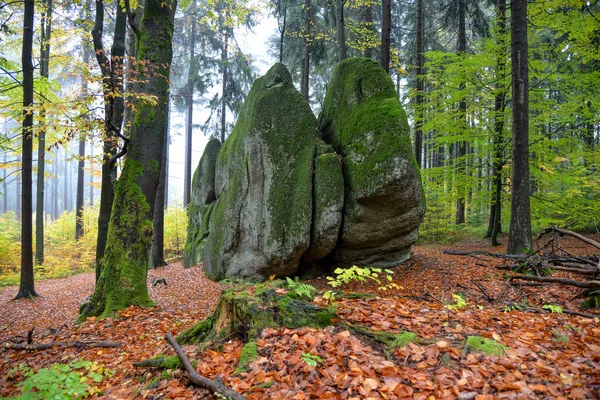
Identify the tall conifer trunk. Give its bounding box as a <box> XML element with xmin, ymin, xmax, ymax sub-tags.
<box><xmin>300</xmin><ymin>0</ymin><xmax>311</xmax><ymax>100</ymax></box>
<box><xmin>184</xmin><ymin>0</ymin><xmax>195</xmax><ymax>206</ymax></box>
<box><xmin>336</xmin><ymin>0</ymin><xmax>346</xmax><ymax>62</ymax></box>
<box><xmin>455</xmin><ymin>0</ymin><xmax>466</xmax><ymax>225</ymax></box>
<box><xmin>507</xmin><ymin>0</ymin><xmax>532</xmax><ymax>254</ymax></box>
<box><xmin>414</xmin><ymin>0</ymin><xmax>424</xmax><ymax>167</ymax></box>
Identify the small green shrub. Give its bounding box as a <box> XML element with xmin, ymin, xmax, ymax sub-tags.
<box><xmin>285</xmin><ymin>277</ymin><xmax>317</xmax><ymax>300</ymax></box>
<box><xmin>8</xmin><ymin>359</ymin><xmax>112</xmax><ymax>399</ymax></box>
<box><xmin>323</xmin><ymin>266</ymin><xmax>399</xmax><ymax>303</ymax></box>
<box><xmin>301</xmin><ymin>352</ymin><xmax>322</xmax><ymax>367</ymax></box>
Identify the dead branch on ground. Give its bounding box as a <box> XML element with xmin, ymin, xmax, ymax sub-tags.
<box><xmin>3</xmin><ymin>340</ymin><xmax>122</xmax><ymax>351</ymax></box>
<box><xmin>165</xmin><ymin>332</ymin><xmax>247</xmax><ymax>400</ymax></box>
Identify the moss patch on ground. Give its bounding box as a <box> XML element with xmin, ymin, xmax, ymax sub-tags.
<box><xmin>464</xmin><ymin>336</ymin><xmax>508</xmax><ymax>356</ymax></box>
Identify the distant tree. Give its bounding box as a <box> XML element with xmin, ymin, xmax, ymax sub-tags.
<box><xmin>15</xmin><ymin>0</ymin><xmax>38</xmax><ymax>300</ymax></box>
<box><xmin>507</xmin><ymin>0</ymin><xmax>531</xmax><ymax>254</ymax></box>
<box><xmin>335</xmin><ymin>0</ymin><xmax>347</xmax><ymax>62</ymax></box>
<box><xmin>379</xmin><ymin>0</ymin><xmax>391</xmax><ymax>72</ymax></box>
<box><xmin>35</xmin><ymin>0</ymin><xmax>52</xmax><ymax>264</ymax></box>
<box><xmin>413</xmin><ymin>0</ymin><xmax>424</xmax><ymax>167</ymax></box>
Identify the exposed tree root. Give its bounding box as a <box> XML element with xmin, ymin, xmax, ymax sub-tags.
<box><xmin>166</xmin><ymin>333</ymin><xmax>247</xmax><ymax>400</ymax></box>
<box><xmin>508</xmin><ymin>274</ymin><xmax>600</xmax><ymax>289</ymax></box>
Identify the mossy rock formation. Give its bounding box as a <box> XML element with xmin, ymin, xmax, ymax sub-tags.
<box><xmin>318</xmin><ymin>57</ymin><xmax>425</xmax><ymax>268</ymax></box>
<box><xmin>184</xmin><ymin>59</ymin><xmax>424</xmax><ymax>279</ymax></box>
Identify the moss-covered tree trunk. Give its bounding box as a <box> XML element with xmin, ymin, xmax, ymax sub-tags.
<box><xmin>78</xmin><ymin>0</ymin><xmax>177</xmax><ymax>322</ymax></box>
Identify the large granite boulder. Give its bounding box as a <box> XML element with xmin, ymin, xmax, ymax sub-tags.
<box><xmin>318</xmin><ymin>58</ymin><xmax>425</xmax><ymax>268</ymax></box>
<box><xmin>184</xmin><ymin>59</ymin><xmax>424</xmax><ymax>280</ymax></box>
<box><xmin>196</xmin><ymin>63</ymin><xmax>344</xmax><ymax>280</ymax></box>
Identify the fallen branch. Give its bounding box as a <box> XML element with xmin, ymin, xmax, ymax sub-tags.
<box><xmin>443</xmin><ymin>250</ymin><xmax>524</xmax><ymax>260</ymax></box>
<box><xmin>165</xmin><ymin>333</ymin><xmax>246</xmax><ymax>400</ymax></box>
<box><xmin>3</xmin><ymin>340</ymin><xmax>122</xmax><ymax>351</ymax></box>
<box><xmin>509</xmin><ymin>275</ymin><xmax>600</xmax><ymax>289</ymax></box>
<box><xmin>546</xmin><ymin>227</ymin><xmax>600</xmax><ymax>251</ymax></box>
<box><xmin>503</xmin><ymin>303</ymin><xmax>597</xmax><ymax>319</ymax></box>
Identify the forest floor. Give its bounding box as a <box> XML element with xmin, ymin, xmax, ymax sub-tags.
<box><xmin>0</xmin><ymin>234</ymin><xmax>599</xmax><ymax>399</ymax></box>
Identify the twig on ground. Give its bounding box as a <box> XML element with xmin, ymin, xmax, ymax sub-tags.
<box><xmin>165</xmin><ymin>332</ymin><xmax>247</xmax><ymax>400</ymax></box>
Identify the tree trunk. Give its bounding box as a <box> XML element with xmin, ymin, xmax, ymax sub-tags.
<box><xmin>52</xmin><ymin>149</ymin><xmax>58</xmax><ymax>219</ymax></box>
<box><xmin>15</xmin><ymin>0</ymin><xmax>38</xmax><ymax>299</ymax></box>
<box><xmin>184</xmin><ymin>0</ymin><xmax>196</xmax><ymax>207</ymax></box>
<box><xmin>150</xmin><ymin>103</ymin><xmax>169</xmax><ymax>269</ymax></box>
<box><xmin>3</xmin><ymin>151</ymin><xmax>7</xmax><ymax>213</ymax></box>
<box><xmin>89</xmin><ymin>144</ymin><xmax>94</xmax><ymax>207</ymax></box>
<box><xmin>335</xmin><ymin>0</ymin><xmax>346</xmax><ymax>62</ymax></box>
<box><xmin>414</xmin><ymin>0</ymin><xmax>424</xmax><ymax>168</ymax></box>
<box><xmin>220</xmin><ymin>22</ymin><xmax>229</xmax><ymax>144</ymax></box>
<box><xmin>507</xmin><ymin>0</ymin><xmax>532</xmax><ymax>254</ymax></box>
<box><xmin>364</xmin><ymin>4</ymin><xmax>373</xmax><ymax>59</ymax></box>
<box><xmin>489</xmin><ymin>0</ymin><xmax>507</xmax><ymax>246</ymax></box>
<box><xmin>78</xmin><ymin>0</ymin><xmax>177</xmax><ymax>322</ymax></box>
<box><xmin>93</xmin><ymin>0</ymin><xmax>127</xmax><ymax>280</ymax></box>
<box><xmin>455</xmin><ymin>0</ymin><xmax>466</xmax><ymax>225</ymax></box>
<box><xmin>300</xmin><ymin>0</ymin><xmax>311</xmax><ymax>101</ymax></box>
<box><xmin>379</xmin><ymin>0</ymin><xmax>391</xmax><ymax>72</ymax></box>
<box><xmin>35</xmin><ymin>0</ymin><xmax>52</xmax><ymax>264</ymax></box>
<box><xmin>278</xmin><ymin>2</ymin><xmax>286</xmax><ymax>63</ymax></box>
<box><xmin>63</xmin><ymin>148</ymin><xmax>68</xmax><ymax>213</ymax></box>
<box><xmin>76</xmin><ymin>7</ymin><xmax>90</xmax><ymax>240</ymax></box>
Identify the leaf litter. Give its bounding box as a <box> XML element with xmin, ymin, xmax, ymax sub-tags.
<box><xmin>0</xmin><ymin>236</ymin><xmax>598</xmax><ymax>399</ymax></box>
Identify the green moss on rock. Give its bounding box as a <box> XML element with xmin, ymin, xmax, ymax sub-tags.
<box><xmin>318</xmin><ymin>57</ymin><xmax>425</xmax><ymax>269</ymax></box>
<box><xmin>184</xmin><ymin>139</ymin><xmax>221</xmax><ymax>268</ymax></box>
<box><xmin>465</xmin><ymin>336</ymin><xmax>508</xmax><ymax>356</ymax></box>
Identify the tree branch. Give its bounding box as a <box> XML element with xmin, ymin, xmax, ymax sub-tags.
<box><xmin>165</xmin><ymin>332</ymin><xmax>247</xmax><ymax>400</ymax></box>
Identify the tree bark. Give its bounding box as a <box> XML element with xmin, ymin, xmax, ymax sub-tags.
<box><xmin>278</xmin><ymin>3</ymin><xmax>287</xmax><ymax>63</ymax></box>
<box><xmin>335</xmin><ymin>0</ymin><xmax>346</xmax><ymax>62</ymax></box>
<box><xmin>413</xmin><ymin>0</ymin><xmax>424</xmax><ymax>168</ymax></box>
<box><xmin>52</xmin><ymin>149</ymin><xmax>58</xmax><ymax>219</ymax></box>
<box><xmin>364</xmin><ymin>3</ymin><xmax>373</xmax><ymax>59</ymax></box>
<box><xmin>93</xmin><ymin>0</ymin><xmax>127</xmax><ymax>280</ymax></box>
<box><xmin>89</xmin><ymin>143</ymin><xmax>94</xmax><ymax>207</ymax></box>
<box><xmin>184</xmin><ymin>0</ymin><xmax>196</xmax><ymax>207</ymax></box>
<box><xmin>488</xmin><ymin>0</ymin><xmax>507</xmax><ymax>246</ymax></box>
<box><xmin>150</xmin><ymin>106</ymin><xmax>169</xmax><ymax>269</ymax></box>
<box><xmin>220</xmin><ymin>21</ymin><xmax>229</xmax><ymax>144</ymax></box>
<box><xmin>379</xmin><ymin>0</ymin><xmax>391</xmax><ymax>72</ymax></box>
<box><xmin>455</xmin><ymin>0</ymin><xmax>467</xmax><ymax>225</ymax></box>
<box><xmin>78</xmin><ymin>0</ymin><xmax>177</xmax><ymax>322</ymax></box>
<box><xmin>507</xmin><ymin>0</ymin><xmax>532</xmax><ymax>254</ymax></box>
<box><xmin>300</xmin><ymin>0</ymin><xmax>311</xmax><ymax>100</ymax></box>
<box><xmin>76</xmin><ymin>4</ymin><xmax>90</xmax><ymax>240</ymax></box>
<box><xmin>35</xmin><ymin>0</ymin><xmax>52</xmax><ymax>264</ymax></box>
<box><xmin>15</xmin><ymin>0</ymin><xmax>38</xmax><ymax>300</ymax></box>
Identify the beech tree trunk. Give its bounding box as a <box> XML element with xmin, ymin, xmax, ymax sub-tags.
<box><xmin>76</xmin><ymin>8</ymin><xmax>90</xmax><ymax>240</ymax></box>
<box><xmin>15</xmin><ymin>0</ymin><xmax>38</xmax><ymax>300</ymax></box>
<box><xmin>507</xmin><ymin>0</ymin><xmax>532</xmax><ymax>254</ymax></box>
<box><xmin>379</xmin><ymin>0</ymin><xmax>391</xmax><ymax>72</ymax></box>
<box><xmin>78</xmin><ymin>0</ymin><xmax>177</xmax><ymax>322</ymax></box>
<box><xmin>364</xmin><ymin>4</ymin><xmax>373</xmax><ymax>59</ymax></box>
<box><xmin>220</xmin><ymin>22</ymin><xmax>228</xmax><ymax>144</ymax></box>
<box><xmin>150</xmin><ymin>108</ymin><xmax>169</xmax><ymax>269</ymax></box>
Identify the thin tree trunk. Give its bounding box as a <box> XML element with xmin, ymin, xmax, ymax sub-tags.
<box><xmin>278</xmin><ymin>2</ymin><xmax>286</xmax><ymax>63</ymax></box>
<box><xmin>364</xmin><ymin>3</ymin><xmax>373</xmax><ymax>59</ymax></box>
<box><xmin>15</xmin><ymin>0</ymin><xmax>38</xmax><ymax>299</ymax></box>
<box><xmin>3</xmin><ymin>151</ymin><xmax>7</xmax><ymax>213</ymax></box>
<box><xmin>379</xmin><ymin>0</ymin><xmax>391</xmax><ymax>72</ymax></box>
<box><xmin>336</xmin><ymin>0</ymin><xmax>346</xmax><ymax>62</ymax></box>
<box><xmin>300</xmin><ymin>0</ymin><xmax>311</xmax><ymax>100</ymax></box>
<box><xmin>35</xmin><ymin>0</ymin><xmax>52</xmax><ymax>264</ymax></box>
<box><xmin>165</xmin><ymin>123</ymin><xmax>169</xmax><ymax>208</ymax></box>
<box><xmin>184</xmin><ymin>0</ymin><xmax>196</xmax><ymax>207</ymax></box>
<box><xmin>507</xmin><ymin>0</ymin><xmax>532</xmax><ymax>254</ymax></box>
<box><xmin>489</xmin><ymin>0</ymin><xmax>507</xmax><ymax>245</ymax></box>
<box><xmin>53</xmin><ymin>149</ymin><xmax>57</xmax><ymax>219</ymax></box>
<box><xmin>414</xmin><ymin>0</ymin><xmax>424</xmax><ymax>168</ymax></box>
<box><xmin>76</xmin><ymin>4</ymin><xmax>90</xmax><ymax>240</ymax></box>
<box><xmin>150</xmin><ymin>113</ymin><xmax>169</xmax><ymax>269</ymax></box>
<box><xmin>16</xmin><ymin>164</ymin><xmax>20</xmax><ymax>219</ymax></box>
<box><xmin>89</xmin><ymin>144</ymin><xmax>94</xmax><ymax>207</ymax></box>
<box><xmin>93</xmin><ymin>0</ymin><xmax>127</xmax><ymax>279</ymax></box>
<box><xmin>220</xmin><ymin>24</ymin><xmax>228</xmax><ymax>143</ymax></box>
<box><xmin>455</xmin><ymin>0</ymin><xmax>466</xmax><ymax>225</ymax></box>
